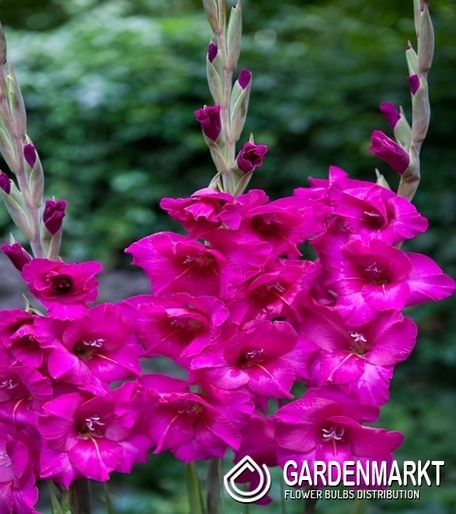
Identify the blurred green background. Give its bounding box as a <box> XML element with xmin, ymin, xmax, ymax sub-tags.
<box><xmin>0</xmin><ymin>0</ymin><xmax>455</xmax><ymax>512</ymax></box>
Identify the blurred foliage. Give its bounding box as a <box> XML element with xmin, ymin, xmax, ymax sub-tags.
<box><xmin>1</xmin><ymin>0</ymin><xmax>455</xmax><ymax>512</ymax></box>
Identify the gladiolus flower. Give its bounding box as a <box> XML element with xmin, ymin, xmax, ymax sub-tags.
<box><xmin>22</xmin><ymin>259</ymin><xmax>102</xmax><ymax>319</ymax></box>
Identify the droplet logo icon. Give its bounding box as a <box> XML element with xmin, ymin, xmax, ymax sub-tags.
<box><xmin>223</xmin><ymin>455</ymin><xmax>272</xmax><ymax>504</ymax></box>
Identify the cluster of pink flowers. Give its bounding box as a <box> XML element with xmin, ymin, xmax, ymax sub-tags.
<box><xmin>125</xmin><ymin>166</ymin><xmax>453</xmax><ymax>495</ymax></box>
<box><xmin>0</xmin><ymin>163</ymin><xmax>454</xmax><ymax>511</ymax></box>
<box><xmin>0</xmin><ymin>258</ymin><xmax>148</xmax><ymax>511</ymax></box>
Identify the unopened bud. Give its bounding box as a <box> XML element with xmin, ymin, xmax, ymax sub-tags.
<box><xmin>226</xmin><ymin>1</ymin><xmax>242</xmax><ymax>69</ymax></box>
<box><xmin>194</xmin><ymin>105</ymin><xmax>222</xmax><ymax>142</ymax></box>
<box><xmin>1</xmin><ymin>242</ymin><xmax>31</xmax><ymax>271</ymax></box>
<box><xmin>206</xmin><ymin>44</ymin><xmax>223</xmax><ymax>105</ymax></box>
<box><xmin>235</xmin><ymin>142</ymin><xmax>268</xmax><ymax>173</ymax></box>
<box><xmin>0</xmin><ymin>171</ymin><xmax>10</xmax><ymax>194</ymax></box>
<box><xmin>43</xmin><ymin>199</ymin><xmax>66</xmax><ymax>235</ymax></box>
<box><xmin>406</xmin><ymin>43</ymin><xmax>419</xmax><ymax>76</ymax></box>
<box><xmin>230</xmin><ymin>70</ymin><xmax>252</xmax><ymax>141</ymax></box>
<box><xmin>369</xmin><ymin>130</ymin><xmax>410</xmax><ymax>175</ymax></box>
<box><xmin>238</xmin><ymin>69</ymin><xmax>252</xmax><ymax>90</ymax></box>
<box><xmin>408</xmin><ymin>74</ymin><xmax>420</xmax><ymax>95</ymax></box>
<box><xmin>417</xmin><ymin>2</ymin><xmax>434</xmax><ymax>75</ymax></box>
<box><xmin>24</xmin><ymin>143</ymin><xmax>36</xmax><ymax>168</ymax></box>
<box><xmin>379</xmin><ymin>102</ymin><xmax>400</xmax><ymax>129</ymax></box>
<box><xmin>202</xmin><ymin>0</ymin><xmax>220</xmax><ymax>33</ymax></box>
<box><xmin>208</xmin><ymin>42</ymin><xmax>218</xmax><ymax>63</ymax></box>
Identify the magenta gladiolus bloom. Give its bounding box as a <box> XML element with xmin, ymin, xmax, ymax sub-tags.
<box><xmin>22</xmin><ymin>259</ymin><xmax>102</xmax><ymax>320</ymax></box>
<box><xmin>38</xmin><ymin>303</ymin><xmax>143</xmax><ymax>389</ymax></box>
<box><xmin>140</xmin><ymin>375</ymin><xmax>253</xmax><ymax>462</ymax></box>
<box><xmin>194</xmin><ymin>105</ymin><xmax>222</xmax><ymax>141</ymax></box>
<box><xmin>333</xmin><ymin>184</ymin><xmax>428</xmax><ymax>243</ymax></box>
<box><xmin>298</xmin><ymin>302</ymin><xmax>417</xmax><ymax>406</ymax></box>
<box><xmin>190</xmin><ymin>320</ymin><xmax>300</xmax><ymax>399</ymax></box>
<box><xmin>126</xmin><ymin>232</ymin><xmax>227</xmax><ymax>297</ymax></box>
<box><xmin>160</xmin><ymin>188</ymin><xmax>233</xmax><ymax>235</ymax></box>
<box><xmin>124</xmin><ymin>293</ymin><xmax>228</xmax><ymax>365</ymax></box>
<box><xmin>275</xmin><ymin>390</ymin><xmax>404</xmax><ymax>485</ymax></box>
<box><xmin>0</xmin><ymin>355</ymin><xmax>52</xmax><ymax>426</ymax></box>
<box><xmin>221</xmin><ymin>191</ymin><xmax>327</xmax><ymax>257</ymax></box>
<box><xmin>325</xmin><ymin>239</ymin><xmax>455</xmax><ymax>324</ymax></box>
<box><xmin>38</xmin><ymin>386</ymin><xmax>151</xmax><ymax>485</ymax></box>
<box><xmin>369</xmin><ymin>130</ymin><xmax>410</xmax><ymax>174</ymax></box>
<box><xmin>0</xmin><ymin>422</ymin><xmax>40</xmax><ymax>513</ymax></box>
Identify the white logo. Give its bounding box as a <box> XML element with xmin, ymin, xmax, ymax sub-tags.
<box><xmin>223</xmin><ymin>456</ymin><xmax>272</xmax><ymax>504</ymax></box>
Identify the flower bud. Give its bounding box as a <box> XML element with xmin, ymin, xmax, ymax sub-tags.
<box><xmin>226</xmin><ymin>1</ymin><xmax>242</xmax><ymax>69</ymax></box>
<box><xmin>194</xmin><ymin>105</ymin><xmax>222</xmax><ymax>142</ymax></box>
<box><xmin>369</xmin><ymin>130</ymin><xmax>410</xmax><ymax>175</ymax></box>
<box><xmin>206</xmin><ymin>44</ymin><xmax>223</xmax><ymax>105</ymax></box>
<box><xmin>230</xmin><ymin>69</ymin><xmax>252</xmax><ymax>141</ymax></box>
<box><xmin>24</xmin><ymin>143</ymin><xmax>36</xmax><ymax>168</ymax></box>
<box><xmin>202</xmin><ymin>0</ymin><xmax>220</xmax><ymax>33</ymax></box>
<box><xmin>0</xmin><ymin>171</ymin><xmax>10</xmax><ymax>194</ymax></box>
<box><xmin>379</xmin><ymin>102</ymin><xmax>400</xmax><ymax>129</ymax></box>
<box><xmin>238</xmin><ymin>69</ymin><xmax>252</xmax><ymax>90</ymax></box>
<box><xmin>208</xmin><ymin>42</ymin><xmax>218</xmax><ymax>64</ymax></box>
<box><xmin>43</xmin><ymin>199</ymin><xmax>66</xmax><ymax>235</ymax></box>
<box><xmin>418</xmin><ymin>2</ymin><xmax>434</xmax><ymax>75</ymax></box>
<box><xmin>1</xmin><ymin>242</ymin><xmax>31</xmax><ymax>271</ymax></box>
<box><xmin>236</xmin><ymin>142</ymin><xmax>268</xmax><ymax>173</ymax></box>
<box><xmin>406</xmin><ymin>43</ymin><xmax>418</xmax><ymax>76</ymax></box>
<box><xmin>408</xmin><ymin>74</ymin><xmax>420</xmax><ymax>95</ymax></box>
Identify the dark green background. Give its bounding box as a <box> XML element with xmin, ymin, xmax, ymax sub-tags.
<box><xmin>0</xmin><ymin>0</ymin><xmax>454</xmax><ymax>512</ymax></box>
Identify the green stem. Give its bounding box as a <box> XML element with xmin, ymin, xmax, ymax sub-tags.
<box><xmin>206</xmin><ymin>458</ymin><xmax>222</xmax><ymax>514</ymax></box>
<box><xmin>68</xmin><ymin>478</ymin><xmax>91</xmax><ymax>514</ymax></box>
<box><xmin>186</xmin><ymin>462</ymin><xmax>206</xmax><ymax>514</ymax></box>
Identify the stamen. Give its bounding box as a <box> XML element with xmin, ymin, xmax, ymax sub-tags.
<box><xmin>85</xmin><ymin>415</ymin><xmax>105</xmax><ymax>431</ymax></box>
<box><xmin>349</xmin><ymin>332</ymin><xmax>367</xmax><ymax>343</ymax></box>
<box><xmin>0</xmin><ymin>379</ymin><xmax>17</xmax><ymax>390</ymax></box>
<box><xmin>322</xmin><ymin>425</ymin><xmax>345</xmax><ymax>441</ymax></box>
<box><xmin>365</xmin><ymin>262</ymin><xmax>382</xmax><ymax>274</ymax></box>
<box><xmin>82</xmin><ymin>338</ymin><xmax>105</xmax><ymax>348</ymax></box>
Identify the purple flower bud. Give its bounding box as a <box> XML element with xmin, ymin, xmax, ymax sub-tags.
<box><xmin>236</xmin><ymin>142</ymin><xmax>268</xmax><ymax>173</ymax></box>
<box><xmin>208</xmin><ymin>42</ymin><xmax>218</xmax><ymax>63</ymax></box>
<box><xmin>1</xmin><ymin>243</ymin><xmax>31</xmax><ymax>272</ymax></box>
<box><xmin>194</xmin><ymin>105</ymin><xmax>222</xmax><ymax>142</ymax></box>
<box><xmin>379</xmin><ymin>102</ymin><xmax>401</xmax><ymax>129</ymax></box>
<box><xmin>369</xmin><ymin>130</ymin><xmax>410</xmax><ymax>175</ymax></box>
<box><xmin>238</xmin><ymin>69</ymin><xmax>252</xmax><ymax>90</ymax></box>
<box><xmin>0</xmin><ymin>172</ymin><xmax>11</xmax><ymax>194</ymax></box>
<box><xmin>43</xmin><ymin>199</ymin><xmax>67</xmax><ymax>235</ymax></box>
<box><xmin>24</xmin><ymin>144</ymin><xmax>37</xmax><ymax>168</ymax></box>
<box><xmin>408</xmin><ymin>74</ymin><xmax>420</xmax><ymax>95</ymax></box>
